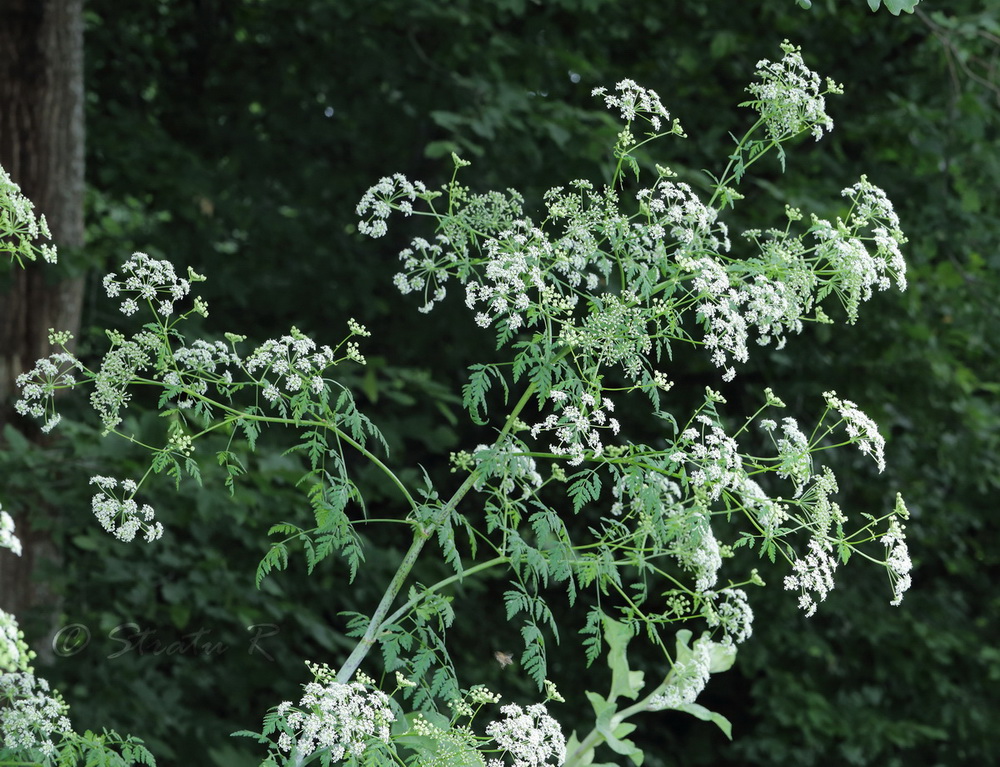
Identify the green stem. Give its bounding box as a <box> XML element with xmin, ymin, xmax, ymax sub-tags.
<box><xmin>381</xmin><ymin>555</ymin><xmax>508</xmax><ymax>628</ymax></box>
<box><xmin>132</xmin><ymin>379</ymin><xmax>422</xmax><ymax>514</ymax></box>
<box><xmin>336</xmin><ymin>382</ymin><xmax>537</xmax><ymax>683</ymax></box>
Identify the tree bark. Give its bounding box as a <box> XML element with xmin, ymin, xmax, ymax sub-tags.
<box><xmin>0</xmin><ymin>0</ymin><xmax>85</xmax><ymax>620</ymax></box>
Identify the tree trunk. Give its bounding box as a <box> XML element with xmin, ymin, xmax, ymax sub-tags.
<box><xmin>0</xmin><ymin>0</ymin><xmax>85</xmax><ymax>621</ymax></box>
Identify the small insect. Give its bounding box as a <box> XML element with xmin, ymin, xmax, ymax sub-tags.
<box><xmin>493</xmin><ymin>650</ymin><xmax>514</xmax><ymax>669</ymax></box>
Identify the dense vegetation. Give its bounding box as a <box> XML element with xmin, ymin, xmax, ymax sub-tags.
<box><xmin>2</xmin><ymin>1</ymin><xmax>998</xmax><ymax>765</ymax></box>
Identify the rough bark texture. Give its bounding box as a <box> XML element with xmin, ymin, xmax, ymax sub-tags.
<box><xmin>0</xmin><ymin>0</ymin><xmax>85</xmax><ymax>620</ymax></box>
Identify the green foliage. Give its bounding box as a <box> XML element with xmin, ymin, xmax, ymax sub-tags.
<box><xmin>867</xmin><ymin>0</ymin><xmax>920</xmax><ymax>14</ymax></box>
<box><xmin>795</xmin><ymin>0</ymin><xmax>920</xmax><ymax>13</ymax></box>
<box><xmin>9</xmin><ymin>38</ymin><xmax>913</xmax><ymax>762</ymax></box>
<box><xmin>3</xmin><ymin>0</ymin><xmax>995</xmax><ymax>765</ymax></box>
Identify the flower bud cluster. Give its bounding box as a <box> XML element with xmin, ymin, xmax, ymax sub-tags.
<box><xmin>563</xmin><ymin>291</ymin><xmax>650</xmax><ymax>379</ymax></box>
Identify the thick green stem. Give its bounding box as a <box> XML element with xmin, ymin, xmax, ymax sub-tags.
<box><xmin>336</xmin><ymin>382</ymin><xmax>537</xmax><ymax>683</ymax></box>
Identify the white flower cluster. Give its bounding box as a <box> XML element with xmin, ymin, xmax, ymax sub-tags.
<box><xmin>0</xmin><ymin>165</ymin><xmax>58</xmax><ymax>265</ymax></box>
<box><xmin>103</xmin><ymin>252</ymin><xmax>194</xmax><ymax>318</ymax></box>
<box><xmin>648</xmin><ymin>635</ymin><xmax>713</xmax><ymax>710</ymax></box>
<box><xmin>783</xmin><ymin>538</ymin><xmax>839</xmax><ymax>617</ymax></box>
<box><xmin>244</xmin><ymin>328</ymin><xmax>335</xmax><ymax>403</ymax></box>
<box><xmin>738</xmin><ymin>476</ymin><xmax>789</xmax><ymax>535</ymax></box>
<box><xmin>0</xmin><ymin>672</ymin><xmax>72</xmax><ymax>757</ymax></box>
<box><xmin>705</xmin><ymin>588</ymin><xmax>754</xmax><ymax>644</ymax></box>
<box><xmin>881</xmin><ymin>516</ymin><xmax>912</xmax><ymax>606</ymax></box>
<box><xmin>394</xmin><ymin>235</ymin><xmax>459</xmax><ymax>313</ymax></box>
<box><xmin>0</xmin><ymin>506</ymin><xmax>22</xmax><ymax>557</ymax></box>
<box><xmin>693</xmin><ymin>262</ymin><xmax>815</xmax><ymax>382</ymax></box>
<box><xmin>679</xmin><ymin>415</ymin><xmax>745</xmax><ymax>500</ymax></box>
<box><xmin>610</xmin><ymin>465</ymin><xmax>721</xmax><ymax>590</ymax></box>
<box><xmin>90</xmin><ymin>330</ymin><xmax>160</xmax><ymax>431</ymax></box>
<box><xmin>89</xmin><ymin>476</ymin><xmax>164</xmax><ymax>543</ymax></box>
<box><xmin>638</xmin><ymin>180</ymin><xmax>730</xmax><ymax>256</ymax></box>
<box><xmin>485</xmin><ymin>702</ymin><xmax>566</xmax><ymax>767</ymax></box>
<box><xmin>745</xmin><ymin>39</ymin><xmax>842</xmax><ymax>142</ymax></box>
<box><xmin>465</xmin><ymin>223</ymin><xmax>550</xmax><ymax>332</ymax></box>
<box><xmin>813</xmin><ymin>177</ymin><xmax>907</xmax><ymax>322</ymax></box>
<box><xmin>681</xmin><ymin>510</ymin><xmax>723</xmax><ymax>593</ymax></box>
<box><xmin>823</xmin><ymin>391</ymin><xmax>886</xmax><ymax>472</ymax></box>
<box><xmin>0</xmin><ymin>609</ymin><xmax>34</xmax><ymax>673</ymax></box>
<box><xmin>163</xmin><ymin>339</ymin><xmax>240</xmax><ymax>408</ymax></box>
<box><xmin>173</xmin><ymin>339</ymin><xmax>240</xmax><ymax>376</ymax></box>
<box><xmin>356</xmin><ymin>173</ymin><xmax>427</xmax><ymax>238</ymax></box>
<box><xmin>14</xmin><ymin>350</ymin><xmax>84</xmax><ymax>434</ymax></box>
<box><xmin>273</xmin><ymin>673</ymin><xmax>392</xmax><ymax>761</ymax></box>
<box><xmin>472</xmin><ymin>442</ymin><xmax>543</xmax><ymax>500</ymax></box>
<box><xmin>772</xmin><ymin>416</ymin><xmax>812</xmax><ymax>495</ymax></box>
<box><xmin>163</xmin><ymin>339</ymin><xmax>241</xmax><ymax>406</ymax></box>
<box><xmin>591</xmin><ymin>79</ymin><xmax>672</xmax><ymax>131</ymax></box>
<box><xmin>530</xmin><ymin>391</ymin><xmax>619</xmax><ymax>466</ymax></box>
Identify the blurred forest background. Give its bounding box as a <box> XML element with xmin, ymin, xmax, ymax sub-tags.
<box><xmin>1</xmin><ymin>0</ymin><xmax>998</xmax><ymax>765</ymax></box>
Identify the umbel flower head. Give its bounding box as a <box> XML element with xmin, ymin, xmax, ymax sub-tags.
<box><xmin>485</xmin><ymin>702</ymin><xmax>566</xmax><ymax>767</ymax></box>
<box><xmin>744</xmin><ymin>39</ymin><xmax>843</xmax><ymax>141</ymax></box>
<box><xmin>88</xmin><ymin>476</ymin><xmax>164</xmax><ymax>543</ymax></box>
<box><xmin>272</xmin><ymin>662</ymin><xmax>393</xmax><ymax>761</ymax></box>
<box><xmin>102</xmin><ymin>252</ymin><xmax>202</xmax><ymax>318</ymax></box>
<box><xmin>0</xmin><ymin>164</ymin><xmax>58</xmax><ymax>266</ymax></box>
<box><xmin>0</xmin><ymin>672</ymin><xmax>72</xmax><ymax>757</ymax></box>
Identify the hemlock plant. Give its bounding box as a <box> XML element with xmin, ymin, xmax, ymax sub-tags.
<box><xmin>1</xmin><ymin>42</ymin><xmax>911</xmax><ymax>767</ymax></box>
